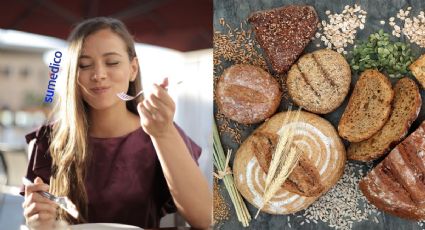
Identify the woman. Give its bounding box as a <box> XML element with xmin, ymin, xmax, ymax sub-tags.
<box><xmin>21</xmin><ymin>17</ymin><xmax>211</xmax><ymax>229</ymax></box>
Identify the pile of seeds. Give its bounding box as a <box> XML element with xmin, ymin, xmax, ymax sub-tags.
<box><xmin>299</xmin><ymin>162</ymin><xmax>380</xmax><ymax>230</ymax></box>
<box><xmin>213</xmin><ymin>18</ymin><xmax>267</xmax><ymax>75</ymax></box>
<box><xmin>315</xmin><ymin>4</ymin><xmax>367</xmax><ymax>54</ymax></box>
<box><xmin>387</xmin><ymin>8</ymin><xmax>425</xmax><ymax>48</ymax></box>
<box><xmin>349</xmin><ymin>29</ymin><xmax>415</xmax><ymax>78</ymax></box>
<box><xmin>213</xmin><ymin>18</ymin><xmax>269</xmax><ymax>144</ymax></box>
<box><xmin>213</xmin><ymin>178</ymin><xmax>230</xmax><ymax>224</ymax></box>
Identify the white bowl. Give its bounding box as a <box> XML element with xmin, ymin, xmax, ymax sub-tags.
<box><xmin>70</xmin><ymin>223</ymin><xmax>142</xmax><ymax>230</ymax></box>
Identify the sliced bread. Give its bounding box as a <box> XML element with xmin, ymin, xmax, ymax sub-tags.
<box><xmin>338</xmin><ymin>69</ymin><xmax>394</xmax><ymax>142</ymax></box>
<box><xmin>409</xmin><ymin>54</ymin><xmax>425</xmax><ymax>89</ymax></box>
<box><xmin>348</xmin><ymin>77</ymin><xmax>422</xmax><ymax>161</ymax></box>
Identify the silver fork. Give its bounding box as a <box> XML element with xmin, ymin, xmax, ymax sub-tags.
<box><xmin>116</xmin><ymin>80</ymin><xmax>183</xmax><ymax>101</ymax></box>
<box><xmin>22</xmin><ymin>177</ymin><xmax>79</xmax><ymax>219</ymax></box>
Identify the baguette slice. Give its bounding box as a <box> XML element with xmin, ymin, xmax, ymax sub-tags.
<box><xmin>338</xmin><ymin>69</ymin><xmax>394</xmax><ymax>142</ymax></box>
<box><xmin>251</xmin><ymin>132</ymin><xmax>324</xmax><ymax>197</ymax></box>
<box><xmin>409</xmin><ymin>54</ymin><xmax>425</xmax><ymax>89</ymax></box>
<box><xmin>348</xmin><ymin>78</ymin><xmax>421</xmax><ymax>161</ymax></box>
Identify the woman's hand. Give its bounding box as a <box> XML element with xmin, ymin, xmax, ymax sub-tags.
<box><xmin>137</xmin><ymin>78</ymin><xmax>176</xmax><ymax>138</ymax></box>
<box><xmin>23</xmin><ymin>177</ymin><xmax>58</xmax><ymax>230</ymax></box>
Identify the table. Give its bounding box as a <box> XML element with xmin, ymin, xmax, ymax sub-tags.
<box><xmin>213</xmin><ymin>0</ymin><xmax>425</xmax><ymax>229</ymax></box>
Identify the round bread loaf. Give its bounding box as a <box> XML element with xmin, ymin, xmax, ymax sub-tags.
<box><xmin>286</xmin><ymin>49</ymin><xmax>351</xmax><ymax>114</ymax></box>
<box><xmin>215</xmin><ymin>64</ymin><xmax>281</xmax><ymax>124</ymax></box>
<box><xmin>233</xmin><ymin>111</ymin><xmax>346</xmax><ymax>214</ymax></box>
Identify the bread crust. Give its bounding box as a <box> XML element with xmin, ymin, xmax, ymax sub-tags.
<box><xmin>287</xmin><ymin>49</ymin><xmax>351</xmax><ymax>114</ymax></box>
<box><xmin>248</xmin><ymin>5</ymin><xmax>318</xmax><ymax>73</ymax></box>
<box><xmin>359</xmin><ymin>122</ymin><xmax>425</xmax><ymax>220</ymax></box>
<box><xmin>409</xmin><ymin>54</ymin><xmax>425</xmax><ymax>89</ymax></box>
<box><xmin>215</xmin><ymin>64</ymin><xmax>281</xmax><ymax>124</ymax></box>
<box><xmin>348</xmin><ymin>78</ymin><xmax>421</xmax><ymax>161</ymax></box>
<box><xmin>338</xmin><ymin>69</ymin><xmax>394</xmax><ymax>142</ymax></box>
<box><xmin>233</xmin><ymin>111</ymin><xmax>346</xmax><ymax>214</ymax></box>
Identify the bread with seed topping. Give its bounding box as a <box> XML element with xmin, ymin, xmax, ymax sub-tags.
<box><xmin>338</xmin><ymin>69</ymin><xmax>394</xmax><ymax>142</ymax></box>
<box><xmin>348</xmin><ymin>77</ymin><xmax>421</xmax><ymax>161</ymax></box>
<box><xmin>248</xmin><ymin>5</ymin><xmax>318</xmax><ymax>73</ymax></box>
<box><xmin>287</xmin><ymin>49</ymin><xmax>351</xmax><ymax>114</ymax></box>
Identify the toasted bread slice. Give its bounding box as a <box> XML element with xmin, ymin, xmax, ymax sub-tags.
<box><xmin>409</xmin><ymin>54</ymin><xmax>425</xmax><ymax>89</ymax></box>
<box><xmin>348</xmin><ymin>78</ymin><xmax>421</xmax><ymax>161</ymax></box>
<box><xmin>338</xmin><ymin>69</ymin><xmax>394</xmax><ymax>142</ymax></box>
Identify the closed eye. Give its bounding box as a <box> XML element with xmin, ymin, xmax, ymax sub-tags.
<box><xmin>107</xmin><ymin>62</ymin><xmax>119</xmax><ymax>66</ymax></box>
<box><xmin>79</xmin><ymin>64</ymin><xmax>91</xmax><ymax>69</ymax></box>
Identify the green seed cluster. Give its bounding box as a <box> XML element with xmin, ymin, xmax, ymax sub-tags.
<box><xmin>349</xmin><ymin>29</ymin><xmax>415</xmax><ymax>78</ymax></box>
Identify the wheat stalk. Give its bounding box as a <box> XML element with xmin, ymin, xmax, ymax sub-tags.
<box><xmin>213</xmin><ymin>119</ymin><xmax>251</xmax><ymax>227</ymax></box>
<box><xmin>255</xmin><ymin>108</ymin><xmax>303</xmax><ymax>218</ymax></box>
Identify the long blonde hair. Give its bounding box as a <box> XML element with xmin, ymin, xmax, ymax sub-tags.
<box><xmin>48</xmin><ymin>17</ymin><xmax>141</xmax><ymax>224</ymax></box>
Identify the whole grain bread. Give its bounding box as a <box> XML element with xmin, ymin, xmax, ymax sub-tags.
<box><xmin>215</xmin><ymin>64</ymin><xmax>281</xmax><ymax>124</ymax></box>
<box><xmin>338</xmin><ymin>69</ymin><xmax>394</xmax><ymax>142</ymax></box>
<box><xmin>248</xmin><ymin>5</ymin><xmax>318</xmax><ymax>73</ymax></box>
<box><xmin>251</xmin><ymin>131</ymin><xmax>324</xmax><ymax>197</ymax></box>
<box><xmin>409</xmin><ymin>54</ymin><xmax>425</xmax><ymax>89</ymax></box>
<box><xmin>287</xmin><ymin>49</ymin><xmax>351</xmax><ymax>114</ymax></box>
<box><xmin>348</xmin><ymin>77</ymin><xmax>421</xmax><ymax>161</ymax></box>
<box><xmin>359</xmin><ymin>121</ymin><xmax>425</xmax><ymax>220</ymax></box>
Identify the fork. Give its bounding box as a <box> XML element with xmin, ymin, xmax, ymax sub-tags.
<box><xmin>116</xmin><ymin>80</ymin><xmax>183</xmax><ymax>101</ymax></box>
<box><xmin>22</xmin><ymin>177</ymin><xmax>79</xmax><ymax>219</ymax></box>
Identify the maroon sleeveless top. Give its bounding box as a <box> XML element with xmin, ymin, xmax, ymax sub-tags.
<box><xmin>20</xmin><ymin>124</ymin><xmax>201</xmax><ymax>228</ymax></box>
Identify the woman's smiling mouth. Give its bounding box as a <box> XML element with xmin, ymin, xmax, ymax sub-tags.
<box><xmin>90</xmin><ymin>86</ymin><xmax>111</xmax><ymax>94</ymax></box>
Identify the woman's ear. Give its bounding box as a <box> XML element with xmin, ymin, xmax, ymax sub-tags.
<box><xmin>130</xmin><ymin>57</ymin><xmax>139</xmax><ymax>82</ymax></box>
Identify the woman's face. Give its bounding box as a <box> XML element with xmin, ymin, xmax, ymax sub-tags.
<box><xmin>77</xmin><ymin>28</ymin><xmax>138</xmax><ymax>110</ymax></box>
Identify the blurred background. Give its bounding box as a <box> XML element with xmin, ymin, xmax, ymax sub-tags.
<box><xmin>0</xmin><ymin>0</ymin><xmax>212</xmax><ymax>229</ymax></box>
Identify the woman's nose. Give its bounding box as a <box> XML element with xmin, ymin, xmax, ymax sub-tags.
<box><xmin>92</xmin><ymin>65</ymin><xmax>106</xmax><ymax>81</ymax></box>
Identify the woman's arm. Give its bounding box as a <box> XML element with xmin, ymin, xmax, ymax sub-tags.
<box><xmin>137</xmin><ymin>78</ymin><xmax>212</xmax><ymax>229</ymax></box>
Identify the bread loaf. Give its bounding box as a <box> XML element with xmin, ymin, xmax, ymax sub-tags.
<box><xmin>215</xmin><ymin>64</ymin><xmax>281</xmax><ymax>124</ymax></box>
<box><xmin>233</xmin><ymin>111</ymin><xmax>346</xmax><ymax>214</ymax></box>
<box><xmin>359</xmin><ymin>121</ymin><xmax>425</xmax><ymax>220</ymax></box>
<box><xmin>338</xmin><ymin>69</ymin><xmax>394</xmax><ymax>142</ymax></box>
<box><xmin>287</xmin><ymin>49</ymin><xmax>351</xmax><ymax>114</ymax></box>
<box><xmin>251</xmin><ymin>131</ymin><xmax>324</xmax><ymax>197</ymax></box>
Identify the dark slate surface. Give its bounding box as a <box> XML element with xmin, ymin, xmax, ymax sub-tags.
<box><xmin>213</xmin><ymin>0</ymin><xmax>425</xmax><ymax>229</ymax></box>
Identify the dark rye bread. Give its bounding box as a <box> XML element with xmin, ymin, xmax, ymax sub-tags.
<box><xmin>215</xmin><ymin>64</ymin><xmax>281</xmax><ymax>124</ymax></box>
<box><xmin>338</xmin><ymin>69</ymin><xmax>394</xmax><ymax>142</ymax></box>
<box><xmin>251</xmin><ymin>132</ymin><xmax>324</xmax><ymax>197</ymax></box>
<box><xmin>248</xmin><ymin>5</ymin><xmax>318</xmax><ymax>73</ymax></box>
<box><xmin>359</xmin><ymin>121</ymin><xmax>425</xmax><ymax>220</ymax></box>
<box><xmin>348</xmin><ymin>78</ymin><xmax>422</xmax><ymax>161</ymax></box>
<box><xmin>287</xmin><ymin>49</ymin><xmax>351</xmax><ymax>114</ymax></box>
